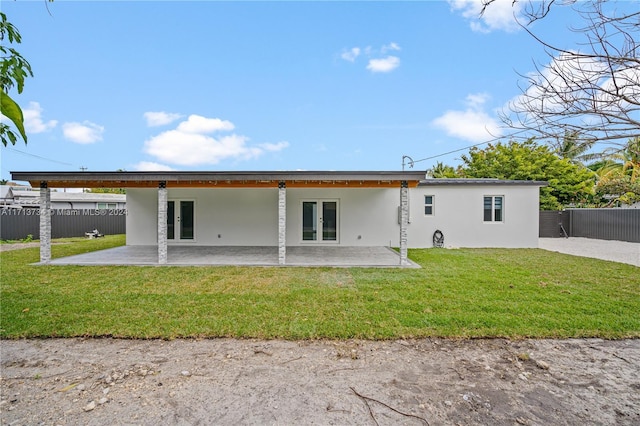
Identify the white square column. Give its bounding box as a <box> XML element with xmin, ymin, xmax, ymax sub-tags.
<box><xmin>158</xmin><ymin>181</ymin><xmax>168</xmax><ymax>264</ymax></box>
<box><xmin>278</xmin><ymin>181</ymin><xmax>286</xmax><ymax>265</ymax></box>
<box><xmin>39</xmin><ymin>182</ymin><xmax>51</xmax><ymax>264</ymax></box>
<box><xmin>399</xmin><ymin>181</ymin><xmax>409</xmax><ymax>265</ymax></box>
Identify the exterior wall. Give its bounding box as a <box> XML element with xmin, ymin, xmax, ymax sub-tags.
<box><xmin>126</xmin><ymin>185</ymin><xmax>540</xmax><ymax>248</ymax></box>
<box><xmin>408</xmin><ymin>185</ymin><xmax>540</xmax><ymax>248</ymax></box>
<box><xmin>126</xmin><ymin>189</ymin><xmax>159</xmax><ymax>245</ymax></box>
<box><xmin>286</xmin><ymin>188</ymin><xmax>400</xmax><ymax>247</ymax></box>
<box><xmin>127</xmin><ymin>188</ymin><xmax>279</xmax><ymax>246</ymax></box>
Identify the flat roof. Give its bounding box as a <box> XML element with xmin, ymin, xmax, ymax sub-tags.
<box><xmin>10</xmin><ymin>170</ymin><xmax>428</xmax><ymax>189</ymax></box>
<box><xmin>418</xmin><ymin>178</ymin><xmax>548</xmax><ymax>186</ymax></box>
<box><xmin>10</xmin><ymin>171</ymin><xmax>548</xmax><ymax>189</ymax></box>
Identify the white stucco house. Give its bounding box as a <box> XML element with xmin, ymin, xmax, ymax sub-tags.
<box><xmin>10</xmin><ymin>171</ymin><xmax>546</xmax><ymax>265</ymax></box>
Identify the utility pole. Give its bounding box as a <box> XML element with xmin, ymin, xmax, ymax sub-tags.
<box><xmin>79</xmin><ymin>166</ymin><xmax>87</xmax><ymax>192</ymax></box>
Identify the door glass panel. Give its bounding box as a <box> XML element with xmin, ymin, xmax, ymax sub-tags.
<box><xmin>167</xmin><ymin>201</ymin><xmax>175</xmax><ymax>240</ymax></box>
<box><xmin>302</xmin><ymin>201</ymin><xmax>317</xmax><ymax>241</ymax></box>
<box><xmin>322</xmin><ymin>201</ymin><xmax>337</xmax><ymax>241</ymax></box>
<box><xmin>180</xmin><ymin>201</ymin><xmax>194</xmax><ymax>240</ymax></box>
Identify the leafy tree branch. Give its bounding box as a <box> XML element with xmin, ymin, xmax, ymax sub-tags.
<box><xmin>1</xmin><ymin>12</ymin><xmax>33</xmax><ymax>147</ymax></box>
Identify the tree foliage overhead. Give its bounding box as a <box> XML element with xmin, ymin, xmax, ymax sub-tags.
<box><xmin>0</xmin><ymin>12</ymin><xmax>33</xmax><ymax>147</ymax></box>
<box><xmin>484</xmin><ymin>0</ymin><xmax>640</xmax><ymax>149</ymax></box>
<box><xmin>457</xmin><ymin>139</ymin><xmax>595</xmax><ymax>210</ymax></box>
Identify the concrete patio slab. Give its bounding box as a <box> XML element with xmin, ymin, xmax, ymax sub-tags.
<box><xmin>46</xmin><ymin>245</ymin><xmax>420</xmax><ymax>268</ymax></box>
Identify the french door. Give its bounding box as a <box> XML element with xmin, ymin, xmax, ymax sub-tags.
<box><xmin>167</xmin><ymin>200</ymin><xmax>195</xmax><ymax>241</ymax></box>
<box><xmin>302</xmin><ymin>200</ymin><xmax>338</xmax><ymax>242</ymax></box>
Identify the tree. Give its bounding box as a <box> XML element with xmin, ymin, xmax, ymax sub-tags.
<box><xmin>483</xmin><ymin>1</ymin><xmax>640</xmax><ymax>149</ymax></box>
<box><xmin>427</xmin><ymin>161</ymin><xmax>461</xmax><ymax>178</ymax></box>
<box><xmin>590</xmin><ymin>137</ymin><xmax>640</xmax><ymax>205</ymax></box>
<box><xmin>552</xmin><ymin>131</ymin><xmax>597</xmax><ymax>165</ymax></box>
<box><xmin>1</xmin><ymin>12</ymin><xmax>33</xmax><ymax>147</ymax></box>
<box><xmin>459</xmin><ymin>139</ymin><xmax>595</xmax><ymax>210</ymax></box>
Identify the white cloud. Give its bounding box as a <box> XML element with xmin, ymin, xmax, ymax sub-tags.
<box><xmin>448</xmin><ymin>0</ymin><xmax>522</xmax><ymax>33</ymax></box>
<box><xmin>132</xmin><ymin>161</ymin><xmax>176</xmax><ymax>171</ymax></box>
<box><xmin>432</xmin><ymin>93</ymin><xmax>502</xmax><ymax>142</ymax></box>
<box><xmin>143</xmin><ymin>111</ymin><xmax>183</xmax><ymax>127</ymax></box>
<box><xmin>506</xmin><ymin>52</ymin><xmax>640</xmax><ymax>131</ymax></box>
<box><xmin>465</xmin><ymin>93</ymin><xmax>491</xmax><ymax>109</ymax></box>
<box><xmin>176</xmin><ymin>114</ymin><xmax>234</xmax><ymax>134</ymax></box>
<box><xmin>341</xmin><ymin>47</ymin><xmax>361</xmax><ymax>62</ymax></box>
<box><xmin>143</xmin><ymin>115</ymin><xmax>289</xmax><ymax>166</ymax></box>
<box><xmin>381</xmin><ymin>42</ymin><xmax>401</xmax><ymax>53</ymax></box>
<box><xmin>259</xmin><ymin>141</ymin><xmax>290</xmax><ymax>152</ymax></box>
<box><xmin>23</xmin><ymin>102</ymin><xmax>58</xmax><ymax>133</ymax></box>
<box><xmin>367</xmin><ymin>56</ymin><xmax>400</xmax><ymax>73</ymax></box>
<box><xmin>62</xmin><ymin>121</ymin><xmax>104</xmax><ymax>144</ymax></box>
<box><xmin>340</xmin><ymin>43</ymin><xmax>402</xmax><ymax>73</ymax></box>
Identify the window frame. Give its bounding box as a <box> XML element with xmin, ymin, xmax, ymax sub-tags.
<box><xmin>483</xmin><ymin>195</ymin><xmax>504</xmax><ymax>223</ymax></box>
<box><xmin>300</xmin><ymin>199</ymin><xmax>340</xmax><ymax>244</ymax></box>
<box><xmin>424</xmin><ymin>195</ymin><xmax>434</xmax><ymax>216</ymax></box>
<box><xmin>97</xmin><ymin>202</ymin><xmax>117</xmax><ymax>210</ymax></box>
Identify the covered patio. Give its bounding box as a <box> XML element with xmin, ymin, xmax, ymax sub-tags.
<box><xmin>45</xmin><ymin>245</ymin><xmax>420</xmax><ymax>268</ymax></box>
<box><xmin>12</xmin><ymin>170</ymin><xmax>426</xmax><ymax>267</ymax></box>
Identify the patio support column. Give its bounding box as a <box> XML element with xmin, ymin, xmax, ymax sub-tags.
<box><xmin>158</xmin><ymin>181</ymin><xmax>168</xmax><ymax>264</ymax></box>
<box><xmin>39</xmin><ymin>181</ymin><xmax>51</xmax><ymax>264</ymax></box>
<box><xmin>399</xmin><ymin>180</ymin><xmax>409</xmax><ymax>266</ymax></box>
<box><xmin>278</xmin><ymin>181</ymin><xmax>286</xmax><ymax>265</ymax></box>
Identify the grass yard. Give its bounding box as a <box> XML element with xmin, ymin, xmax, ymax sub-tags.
<box><xmin>1</xmin><ymin>235</ymin><xmax>638</xmax><ymax>339</ymax></box>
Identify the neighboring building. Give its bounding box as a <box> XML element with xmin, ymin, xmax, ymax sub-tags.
<box><xmin>10</xmin><ymin>171</ymin><xmax>546</xmax><ymax>265</ymax></box>
<box><xmin>0</xmin><ymin>185</ymin><xmax>126</xmax><ymax>210</ymax></box>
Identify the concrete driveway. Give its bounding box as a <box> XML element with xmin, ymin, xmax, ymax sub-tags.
<box><xmin>539</xmin><ymin>237</ymin><xmax>640</xmax><ymax>267</ymax></box>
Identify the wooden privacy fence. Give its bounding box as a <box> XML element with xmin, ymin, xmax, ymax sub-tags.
<box><xmin>539</xmin><ymin>209</ymin><xmax>640</xmax><ymax>243</ymax></box>
<box><xmin>0</xmin><ymin>209</ymin><xmax>126</xmax><ymax>240</ymax></box>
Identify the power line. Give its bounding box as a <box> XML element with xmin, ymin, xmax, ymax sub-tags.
<box><xmin>5</xmin><ymin>147</ymin><xmax>76</xmax><ymax>167</ymax></box>
<box><xmin>409</xmin><ymin>126</ymin><xmax>538</xmax><ymax>166</ymax></box>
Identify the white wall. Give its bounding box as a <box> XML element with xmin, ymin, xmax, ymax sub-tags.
<box><xmin>127</xmin><ymin>188</ymin><xmax>279</xmax><ymax>246</ymax></box>
<box><xmin>126</xmin><ymin>188</ymin><xmax>158</xmax><ymax>245</ymax></box>
<box><xmin>126</xmin><ymin>184</ymin><xmax>540</xmax><ymax>248</ymax></box>
<box><xmin>408</xmin><ymin>185</ymin><xmax>540</xmax><ymax>248</ymax></box>
<box><xmin>286</xmin><ymin>188</ymin><xmax>399</xmax><ymax>246</ymax></box>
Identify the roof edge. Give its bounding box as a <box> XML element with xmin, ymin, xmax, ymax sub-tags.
<box><xmin>10</xmin><ymin>170</ymin><xmax>428</xmax><ymax>183</ymax></box>
<box><xmin>418</xmin><ymin>178</ymin><xmax>548</xmax><ymax>186</ymax></box>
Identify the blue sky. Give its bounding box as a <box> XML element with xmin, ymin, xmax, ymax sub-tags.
<box><xmin>2</xmin><ymin>0</ymin><xmax>589</xmax><ymax>181</ymax></box>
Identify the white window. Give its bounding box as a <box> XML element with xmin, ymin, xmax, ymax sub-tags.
<box><xmin>97</xmin><ymin>202</ymin><xmax>117</xmax><ymax>209</ymax></box>
<box><xmin>424</xmin><ymin>195</ymin><xmax>434</xmax><ymax>216</ymax></box>
<box><xmin>484</xmin><ymin>196</ymin><xmax>503</xmax><ymax>222</ymax></box>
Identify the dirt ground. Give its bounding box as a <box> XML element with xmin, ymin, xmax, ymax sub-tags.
<box><xmin>1</xmin><ymin>338</ymin><xmax>638</xmax><ymax>425</ymax></box>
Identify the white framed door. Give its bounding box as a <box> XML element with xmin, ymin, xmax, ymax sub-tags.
<box><xmin>167</xmin><ymin>200</ymin><xmax>195</xmax><ymax>241</ymax></box>
<box><xmin>302</xmin><ymin>200</ymin><xmax>338</xmax><ymax>243</ymax></box>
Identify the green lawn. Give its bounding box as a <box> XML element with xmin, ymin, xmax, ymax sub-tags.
<box><xmin>1</xmin><ymin>235</ymin><xmax>638</xmax><ymax>339</ymax></box>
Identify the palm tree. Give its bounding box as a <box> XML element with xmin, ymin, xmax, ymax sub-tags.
<box><xmin>596</xmin><ymin>137</ymin><xmax>640</xmax><ymax>182</ymax></box>
<box><xmin>427</xmin><ymin>162</ymin><xmax>459</xmax><ymax>178</ymax></box>
<box><xmin>553</xmin><ymin>131</ymin><xmax>599</xmax><ymax>165</ymax></box>
<box><xmin>591</xmin><ymin>138</ymin><xmax>640</xmax><ymax>206</ymax></box>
